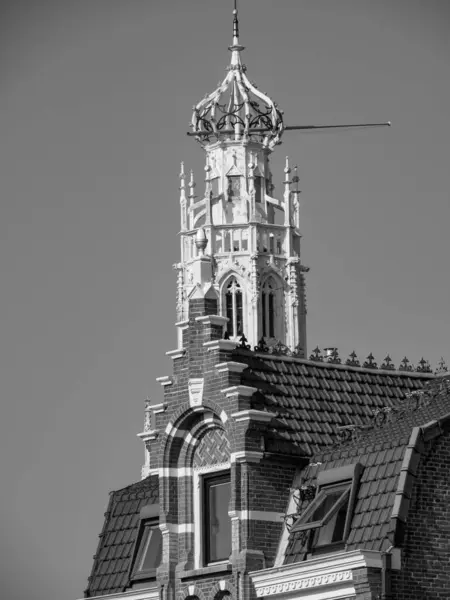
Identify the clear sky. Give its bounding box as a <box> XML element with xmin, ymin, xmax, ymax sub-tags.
<box><xmin>1</xmin><ymin>1</ymin><xmax>450</xmax><ymax>598</ymax></box>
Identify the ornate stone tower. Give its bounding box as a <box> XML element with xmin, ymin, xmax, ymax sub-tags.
<box><xmin>174</xmin><ymin>8</ymin><xmax>308</xmax><ymax>354</ymax></box>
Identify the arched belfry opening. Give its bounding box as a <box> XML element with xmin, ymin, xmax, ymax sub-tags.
<box><xmin>224</xmin><ymin>276</ymin><xmax>244</xmax><ymax>339</ymax></box>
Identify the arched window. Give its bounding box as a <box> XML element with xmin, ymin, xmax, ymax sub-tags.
<box><xmin>225</xmin><ymin>278</ymin><xmax>243</xmax><ymax>338</ymax></box>
<box><xmin>261</xmin><ymin>277</ymin><xmax>276</xmax><ymax>338</ymax></box>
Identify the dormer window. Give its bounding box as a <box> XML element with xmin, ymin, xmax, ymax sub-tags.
<box><xmin>291</xmin><ymin>482</ymin><xmax>350</xmax><ymax>547</ymax></box>
<box><xmin>225</xmin><ymin>278</ymin><xmax>243</xmax><ymax>338</ymax></box>
<box><xmin>130</xmin><ymin>504</ymin><xmax>162</xmax><ymax>582</ymax></box>
<box><xmin>290</xmin><ymin>463</ymin><xmax>361</xmax><ymax>555</ymax></box>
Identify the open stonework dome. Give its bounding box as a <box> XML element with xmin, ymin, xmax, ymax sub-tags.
<box><xmin>191</xmin><ymin>8</ymin><xmax>284</xmax><ymax>149</ymax></box>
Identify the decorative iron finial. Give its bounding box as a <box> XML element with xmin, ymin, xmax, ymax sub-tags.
<box><xmin>238</xmin><ymin>333</ymin><xmax>251</xmax><ymax>349</ymax></box>
<box><xmin>254</xmin><ymin>337</ymin><xmax>269</xmax><ymax>353</ymax></box>
<box><xmin>399</xmin><ymin>357</ymin><xmax>413</xmax><ymax>372</ymax></box>
<box><xmin>416</xmin><ymin>357</ymin><xmax>432</xmax><ymax>373</ymax></box>
<box><xmin>363</xmin><ymin>353</ymin><xmax>378</xmax><ymax>369</ymax></box>
<box><xmin>309</xmin><ymin>347</ymin><xmax>323</xmax><ymax>362</ymax></box>
<box><xmin>325</xmin><ymin>348</ymin><xmax>341</xmax><ymax>364</ymax></box>
<box><xmin>345</xmin><ymin>351</ymin><xmax>360</xmax><ymax>367</ymax></box>
<box><xmin>381</xmin><ymin>355</ymin><xmax>395</xmax><ymax>371</ymax></box>
<box><xmin>435</xmin><ymin>357</ymin><xmax>448</xmax><ymax>374</ymax></box>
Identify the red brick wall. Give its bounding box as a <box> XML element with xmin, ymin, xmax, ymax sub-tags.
<box><xmin>391</xmin><ymin>430</ymin><xmax>450</xmax><ymax>600</ymax></box>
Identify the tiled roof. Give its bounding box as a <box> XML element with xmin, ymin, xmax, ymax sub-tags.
<box><xmin>284</xmin><ymin>376</ymin><xmax>450</xmax><ymax>564</ymax></box>
<box><xmin>238</xmin><ymin>350</ymin><xmax>436</xmax><ymax>456</ymax></box>
<box><xmin>85</xmin><ymin>476</ymin><xmax>159</xmax><ymax>598</ymax></box>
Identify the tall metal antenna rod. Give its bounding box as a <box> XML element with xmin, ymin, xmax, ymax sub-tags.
<box><xmin>186</xmin><ymin>122</ymin><xmax>391</xmax><ymax>137</ymax></box>
<box><xmin>285</xmin><ymin>122</ymin><xmax>391</xmax><ymax>131</ymax></box>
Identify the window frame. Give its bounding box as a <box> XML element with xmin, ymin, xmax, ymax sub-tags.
<box><xmin>193</xmin><ymin>463</ymin><xmax>232</xmax><ymax>569</ymax></box>
<box><xmin>223</xmin><ymin>277</ymin><xmax>244</xmax><ymax>339</ymax></box>
<box><xmin>129</xmin><ymin>516</ymin><xmax>162</xmax><ymax>583</ymax></box>
<box><xmin>203</xmin><ymin>471</ymin><xmax>232</xmax><ymax>565</ymax></box>
<box><xmin>290</xmin><ymin>463</ymin><xmax>362</xmax><ymax>554</ymax></box>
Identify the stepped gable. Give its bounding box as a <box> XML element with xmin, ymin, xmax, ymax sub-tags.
<box><xmin>237</xmin><ymin>349</ymin><xmax>437</xmax><ymax>456</ymax></box>
<box><xmin>284</xmin><ymin>376</ymin><xmax>450</xmax><ymax>564</ymax></box>
<box><xmin>85</xmin><ymin>476</ymin><xmax>159</xmax><ymax>598</ymax></box>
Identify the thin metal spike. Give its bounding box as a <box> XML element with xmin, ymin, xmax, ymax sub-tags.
<box><xmin>187</xmin><ymin>122</ymin><xmax>391</xmax><ymax>137</ymax></box>
<box><xmin>285</xmin><ymin>122</ymin><xmax>391</xmax><ymax>131</ymax></box>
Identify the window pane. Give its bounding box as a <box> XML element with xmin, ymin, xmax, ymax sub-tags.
<box><xmin>236</xmin><ymin>291</ymin><xmax>243</xmax><ymax>335</ymax></box>
<box><xmin>226</xmin><ymin>292</ymin><xmax>233</xmax><ymax>335</ymax></box>
<box><xmin>309</xmin><ymin>491</ymin><xmax>342</xmax><ymax>522</ymax></box>
<box><xmin>241</xmin><ymin>231</ymin><xmax>248</xmax><ymax>252</ymax></box>
<box><xmin>254</xmin><ymin>177</ymin><xmax>262</xmax><ymax>203</ymax></box>
<box><xmin>211</xmin><ymin>177</ymin><xmax>219</xmax><ymax>198</ymax></box>
<box><xmin>224</xmin><ymin>230</ymin><xmax>231</xmax><ymax>253</ymax></box>
<box><xmin>314</xmin><ymin>496</ymin><xmax>349</xmax><ymax>546</ymax></box>
<box><xmin>228</xmin><ymin>176</ymin><xmax>241</xmax><ymax>200</ymax></box>
<box><xmin>138</xmin><ymin>525</ymin><xmax>162</xmax><ymax>571</ymax></box>
<box><xmin>232</xmin><ymin>229</ymin><xmax>240</xmax><ymax>252</ymax></box>
<box><xmin>268</xmin><ymin>294</ymin><xmax>275</xmax><ymax>338</ymax></box>
<box><xmin>206</xmin><ymin>479</ymin><xmax>231</xmax><ymax>563</ymax></box>
<box><xmin>262</xmin><ymin>292</ymin><xmax>267</xmax><ymax>337</ymax></box>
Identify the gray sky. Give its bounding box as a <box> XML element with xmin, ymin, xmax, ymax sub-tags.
<box><xmin>1</xmin><ymin>1</ymin><xmax>450</xmax><ymax>598</ymax></box>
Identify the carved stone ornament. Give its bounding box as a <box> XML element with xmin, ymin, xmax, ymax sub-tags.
<box><xmin>255</xmin><ymin>571</ymin><xmax>352</xmax><ymax>597</ymax></box>
<box><xmin>188</xmin><ymin>378</ymin><xmax>205</xmax><ymax>408</ymax></box>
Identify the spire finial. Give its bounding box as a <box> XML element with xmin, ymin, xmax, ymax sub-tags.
<box><xmin>233</xmin><ymin>0</ymin><xmax>239</xmax><ymax>45</ymax></box>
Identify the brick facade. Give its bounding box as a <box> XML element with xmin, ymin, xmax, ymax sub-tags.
<box><xmin>146</xmin><ymin>294</ymin><xmax>298</xmax><ymax>600</ymax></box>
<box><xmin>391</xmin><ymin>430</ymin><xmax>450</xmax><ymax>600</ymax></box>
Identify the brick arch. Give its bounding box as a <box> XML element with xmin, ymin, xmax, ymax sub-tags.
<box><xmin>192</xmin><ymin>427</ymin><xmax>230</xmax><ymax>468</ymax></box>
<box><xmin>178</xmin><ymin>585</ymin><xmax>208</xmax><ymax>600</ymax></box>
<box><xmin>210</xmin><ymin>581</ymin><xmax>236</xmax><ymax>600</ymax></box>
<box><xmin>179</xmin><ymin>418</ymin><xmax>224</xmax><ymax>469</ymax></box>
<box><xmin>157</xmin><ymin>399</ymin><xmax>233</xmax><ymax>470</ymax></box>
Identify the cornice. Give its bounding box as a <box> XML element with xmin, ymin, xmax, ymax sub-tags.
<box><xmin>79</xmin><ymin>585</ymin><xmax>158</xmax><ymax>600</ymax></box>
<box><xmin>136</xmin><ymin>430</ymin><xmax>158</xmax><ymax>442</ymax></box>
<box><xmin>195</xmin><ymin>315</ymin><xmax>229</xmax><ymax>326</ymax></box>
<box><xmin>231</xmin><ymin>409</ymin><xmax>276</xmax><ymax>423</ymax></box>
<box><xmin>215</xmin><ymin>361</ymin><xmax>248</xmax><ymax>374</ymax></box>
<box><xmin>221</xmin><ymin>385</ymin><xmax>257</xmax><ymax>398</ymax></box>
<box><xmin>151</xmin><ymin>402</ymin><xmax>168</xmax><ymax>414</ymax></box>
<box><xmin>166</xmin><ymin>348</ymin><xmax>186</xmax><ymax>360</ymax></box>
<box><xmin>250</xmin><ymin>550</ymin><xmax>383</xmax><ymax>599</ymax></box>
<box><xmin>156</xmin><ymin>375</ymin><xmax>174</xmax><ymax>387</ymax></box>
<box><xmin>203</xmin><ymin>339</ymin><xmax>238</xmax><ymax>352</ymax></box>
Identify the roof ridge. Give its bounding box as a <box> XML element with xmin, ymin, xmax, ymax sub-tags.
<box><xmin>239</xmin><ymin>349</ymin><xmax>438</xmax><ymax>378</ymax></box>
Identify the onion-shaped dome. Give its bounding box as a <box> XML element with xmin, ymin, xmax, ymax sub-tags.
<box><xmin>191</xmin><ymin>9</ymin><xmax>284</xmax><ymax>150</ymax></box>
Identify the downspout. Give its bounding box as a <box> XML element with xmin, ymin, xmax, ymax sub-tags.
<box><xmin>381</xmin><ymin>545</ymin><xmax>393</xmax><ymax>600</ymax></box>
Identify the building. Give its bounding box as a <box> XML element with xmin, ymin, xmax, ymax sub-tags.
<box><xmin>83</xmin><ymin>7</ymin><xmax>450</xmax><ymax>600</ymax></box>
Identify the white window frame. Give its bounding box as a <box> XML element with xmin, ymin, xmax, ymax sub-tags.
<box><xmin>193</xmin><ymin>462</ymin><xmax>231</xmax><ymax>569</ymax></box>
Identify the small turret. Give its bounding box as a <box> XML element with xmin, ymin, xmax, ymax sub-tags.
<box><xmin>175</xmin><ymin>4</ymin><xmax>307</xmax><ymax>354</ymax></box>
